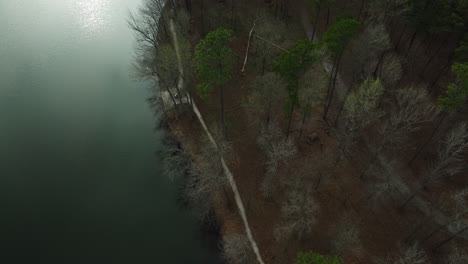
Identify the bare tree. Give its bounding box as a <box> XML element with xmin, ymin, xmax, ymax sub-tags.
<box><xmin>329</xmin><ymin>213</ymin><xmax>361</xmax><ymax>256</ymax></box>
<box><xmin>401</xmin><ymin>123</ymin><xmax>468</xmax><ymax>209</ymax></box>
<box><xmin>251</xmin><ymin>9</ymin><xmax>287</xmax><ymax>75</ymax></box>
<box><xmin>258</xmin><ymin>120</ymin><xmax>297</xmax><ymax>198</ymax></box>
<box><xmin>297</xmin><ymin>67</ymin><xmax>328</xmax><ymax>140</ymax></box>
<box><xmin>430</xmin><ymin>189</ymin><xmax>468</xmax><ymax>251</ymax></box>
<box><xmin>274</xmin><ymin>185</ymin><xmax>319</xmax><ymax>241</ymax></box>
<box><xmin>222</xmin><ymin>234</ymin><xmax>256</xmax><ymax>264</ymax></box>
<box><xmin>360</xmin><ymin>86</ymin><xmax>439</xmax><ymax>180</ymax></box>
<box><xmin>243</xmin><ymin>73</ymin><xmax>286</xmax><ymax>130</ymax></box>
<box><xmin>183</xmin><ymin>133</ymin><xmax>231</xmax><ymax>221</ymax></box>
<box><xmin>163</xmin><ymin>145</ymin><xmax>192</xmax><ymax>181</ymax></box>
<box><xmin>128</xmin><ymin>0</ymin><xmax>169</xmax><ymax>46</ymax></box>
<box><xmin>378</xmin><ymin>52</ymin><xmax>403</xmax><ymax>89</ymax></box>
<box><xmin>320</xmin><ymin>78</ymin><xmax>384</xmax><ymax>189</ymax></box>
<box><xmin>445</xmin><ymin>247</ymin><xmax>468</xmax><ymax>264</ymax></box>
<box><xmin>377</xmin><ymin>243</ymin><xmax>429</xmax><ymax>264</ymax></box>
<box><xmin>365</xmin><ymin>159</ymin><xmax>408</xmax><ymax>210</ymax></box>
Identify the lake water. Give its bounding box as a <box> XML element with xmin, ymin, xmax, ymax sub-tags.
<box><xmin>0</xmin><ymin>1</ymin><xmax>219</xmax><ymax>263</ymax></box>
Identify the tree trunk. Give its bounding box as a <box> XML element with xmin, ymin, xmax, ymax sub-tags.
<box><xmin>323</xmin><ymin>49</ymin><xmax>344</xmax><ymax>120</ymax></box>
<box><xmin>432</xmin><ymin>227</ymin><xmax>468</xmax><ymax>252</ymax></box>
<box><xmin>408</xmin><ymin>113</ymin><xmax>447</xmax><ymax>166</ymax></box>
<box><xmin>275</xmin><ymin>0</ymin><xmax>279</xmax><ymax>20</ymax></box>
<box><xmin>311</xmin><ymin>5</ymin><xmax>321</xmax><ymax>41</ymax></box>
<box><xmin>405</xmin><ymin>31</ymin><xmax>417</xmax><ymax>58</ymax></box>
<box><xmin>286</xmin><ymin>103</ymin><xmax>295</xmax><ymax>139</ymax></box>
<box><xmin>298</xmin><ymin>108</ymin><xmax>308</xmax><ymax>141</ymax></box>
<box><xmin>420</xmin><ymin>224</ymin><xmax>445</xmax><ymax>244</ymax></box>
<box><xmin>400</xmin><ymin>177</ymin><xmax>431</xmax><ymax>210</ymax></box>
<box><xmin>174</xmin><ymin>78</ymin><xmax>184</xmax><ymax>106</ymax></box>
<box><xmin>185</xmin><ymin>0</ymin><xmax>192</xmax><ymax>13</ymax></box>
<box><xmin>282</xmin><ymin>0</ymin><xmax>290</xmax><ymax>19</ymax></box>
<box><xmin>220</xmin><ymin>85</ymin><xmax>226</xmax><ymax>138</ymax></box>
<box><xmin>394</xmin><ymin>24</ymin><xmax>407</xmax><ymax>51</ymax></box>
<box><xmin>201</xmin><ymin>0</ymin><xmax>205</xmax><ymax>35</ymax></box>
<box><xmin>326</xmin><ymin>7</ymin><xmax>330</xmax><ymax>27</ymax></box>
<box><xmin>420</xmin><ymin>37</ymin><xmax>448</xmax><ymax>76</ymax></box>
<box><xmin>360</xmin><ymin>141</ymin><xmax>387</xmax><ymax>180</ymax></box>
<box><xmin>357</xmin><ymin>0</ymin><xmax>365</xmax><ymax>20</ymax></box>
<box><xmin>405</xmin><ymin>214</ymin><xmax>432</xmax><ymax>243</ymax></box>
<box><xmin>429</xmin><ymin>59</ymin><xmax>451</xmax><ymax>91</ymax></box>
<box><xmin>373</xmin><ymin>50</ymin><xmax>388</xmax><ymax>77</ymax></box>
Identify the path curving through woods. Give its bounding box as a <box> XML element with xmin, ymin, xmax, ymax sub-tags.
<box><xmin>169</xmin><ymin>19</ymin><xmax>267</xmax><ymax>264</ymax></box>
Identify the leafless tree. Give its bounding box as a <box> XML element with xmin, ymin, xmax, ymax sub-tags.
<box><xmin>258</xmin><ymin>120</ymin><xmax>297</xmax><ymax>198</ymax></box>
<box><xmin>329</xmin><ymin>213</ymin><xmax>361</xmax><ymax>256</ymax></box>
<box><xmin>243</xmin><ymin>73</ymin><xmax>286</xmax><ymax>130</ymax></box>
<box><xmin>320</xmin><ymin>78</ymin><xmax>385</xmax><ymax>188</ymax></box>
<box><xmin>297</xmin><ymin>67</ymin><xmax>328</xmax><ymax>140</ymax></box>
<box><xmin>163</xmin><ymin>145</ymin><xmax>192</xmax><ymax>181</ymax></box>
<box><xmin>401</xmin><ymin>123</ymin><xmax>468</xmax><ymax>209</ymax></box>
<box><xmin>376</xmin><ymin>243</ymin><xmax>429</xmax><ymax>264</ymax></box>
<box><xmin>360</xmin><ymin>86</ymin><xmax>439</xmax><ymax>179</ymax></box>
<box><xmin>183</xmin><ymin>133</ymin><xmax>231</xmax><ymax>221</ymax></box>
<box><xmin>222</xmin><ymin>233</ymin><xmax>256</xmax><ymax>264</ymax></box>
<box><xmin>378</xmin><ymin>52</ymin><xmax>403</xmax><ymax>89</ymax></box>
<box><xmin>251</xmin><ymin>9</ymin><xmax>287</xmax><ymax>75</ymax></box>
<box><xmin>429</xmin><ymin>189</ymin><xmax>468</xmax><ymax>251</ymax></box>
<box><xmin>365</xmin><ymin>159</ymin><xmax>408</xmax><ymax>210</ymax></box>
<box><xmin>445</xmin><ymin>246</ymin><xmax>468</xmax><ymax>264</ymax></box>
<box><xmin>128</xmin><ymin>0</ymin><xmax>169</xmax><ymax>47</ymax></box>
<box><xmin>274</xmin><ymin>185</ymin><xmax>319</xmax><ymax>241</ymax></box>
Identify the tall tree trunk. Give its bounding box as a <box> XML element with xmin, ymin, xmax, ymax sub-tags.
<box><xmin>357</xmin><ymin>0</ymin><xmax>365</xmax><ymax>20</ymax></box>
<box><xmin>405</xmin><ymin>31</ymin><xmax>417</xmax><ymax>58</ymax></box>
<box><xmin>432</xmin><ymin>227</ymin><xmax>468</xmax><ymax>252</ymax></box>
<box><xmin>275</xmin><ymin>0</ymin><xmax>279</xmax><ymax>20</ymax></box>
<box><xmin>311</xmin><ymin>5</ymin><xmax>321</xmax><ymax>41</ymax></box>
<box><xmin>394</xmin><ymin>24</ymin><xmax>407</xmax><ymax>51</ymax></box>
<box><xmin>201</xmin><ymin>0</ymin><xmax>205</xmax><ymax>35</ymax></box>
<box><xmin>360</xmin><ymin>141</ymin><xmax>387</xmax><ymax>180</ymax></box>
<box><xmin>185</xmin><ymin>0</ymin><xmax>192</xmax><ymax>13</ymax></box>
<box><xmin>429</xmin><ymin>62</ymin><xmax>451</xmax><ymax>91</ymax></box>
<box><xmin>174</xmin><ymin>78</ymin><xmax>184</xmax><ymax>106</ymax></box>
<box><xmin>420</xmin><ymin>224</ymin><xmax>445</xmax><ymax>244</ymax></box>
<box><xmin>404</xmin><ymin>214</ymin><xmax>432</xmax><ymax>243</ymax></box>
<box><xmin>373</xmin><ymin>50</ymin><xmax>388</xmax><ymax>77</ymax></box>
<box><xmin>420</xmin><ymin>36</ymin><xmax>448</xmax><ymax>76</ymax></box>
<box><xmin>323</xmin><ymin>59</ymin><xmax>337</xmax><ymax>120</ymax></box>
<box><xmin>286</xmin><ymin>103</ymin><xmax>295</xmax><ymax>139</ymax></box>
<box><xmin>400</xmin><ymin>177</ymin><xmax>431</xmax><ymax>210</ymax></box>
<box><xmin>326</xmin><ymin>7</ymin><xmax>330</xmax><ymax>27</ymax></box>
<box><xmin>282</xmin><ymin>0</ymin><xmax>290</xmax><ymax>19</ymax></box>
<box><xmin>220</xmin><ymin>85</ymin><xmax>226</xmax><ymax>138</ymax></box>
<box><xmin>409</xmin><ymin>113</ymin><xmax>447</xmax><ymax>166</ymax></box>
<box><xmin>333</xmin><ymin>69</ymin><xmax>360</xmax><ymax>127</ymax></box>
<box><xmin>323</xmin><ymin>49</ymin><xmax>344</xmax><ymax>120</ymax></box>
<box><xmin>298</xmin><ymin>108</ymin><xmax>308</xmax><ymax>141</ymax></box>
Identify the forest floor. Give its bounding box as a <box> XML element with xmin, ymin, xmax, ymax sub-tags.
<box><xmin>164</xmin><ymin>1</ymin><xmax>468</xmax><ymax>264</ymax></box>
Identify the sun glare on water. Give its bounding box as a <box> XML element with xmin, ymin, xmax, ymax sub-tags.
<box><xmin>75</xmin><ymin>0</ymin><xmax>111</xmax><ymax>36</ymax></box>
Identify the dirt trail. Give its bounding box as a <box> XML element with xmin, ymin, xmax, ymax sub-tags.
<box><xmin>169</xmin><ymin>19</ymin><xmax>267</xmax><ymax>264</ymax></box>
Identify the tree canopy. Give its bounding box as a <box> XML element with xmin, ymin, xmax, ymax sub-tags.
<box><xmin>322</xmin><ymin>18</ymin><xmax>361</xmax><ymax>57</ymax></box>
<box><xmin>438</xmin><ymin>63</ymin><xmax>468</xmax><ymax>111</ymax></box>
<box><xmin>295</xmin><ymin>251</ymin><xmax>343</xmax><ymax>264</ymax></box>
<box><xmin>272</xmin><ymin>40</ymin><xmax>323</xmax><ymax>114</ymax></box>
<box><xmin>194</xmin><ymin>28</ymin><xmax>236</xmax><ymax>98</ymax></box>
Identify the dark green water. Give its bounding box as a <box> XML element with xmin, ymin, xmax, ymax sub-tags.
<box><xmin>0</xmin><ymin>1</ymin><xmax>219</xmax><ymax>263</ymax></box>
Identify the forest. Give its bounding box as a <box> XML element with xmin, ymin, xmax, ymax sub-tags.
<box><xmin>129</xmin><ymin>0</ymin><xmax>468</xmax><ymax>263</ymax></box>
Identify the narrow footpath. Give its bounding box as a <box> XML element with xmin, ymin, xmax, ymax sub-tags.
<box><xmin>169</xmin><ymin>19</ymin><xmax>267</xmax><ymax>264</ymax></box>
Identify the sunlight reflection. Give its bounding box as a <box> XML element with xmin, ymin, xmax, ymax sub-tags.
<box><xmin>75</xmin><ymin>0</ymin><xmax>111</xmax><ymax>37</ymax></box>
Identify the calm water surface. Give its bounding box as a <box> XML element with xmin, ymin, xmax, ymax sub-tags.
<box><xmin>0</xmin><ymin>1</ymin><xmax>219</xmax><ymax>263</ymax></box>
